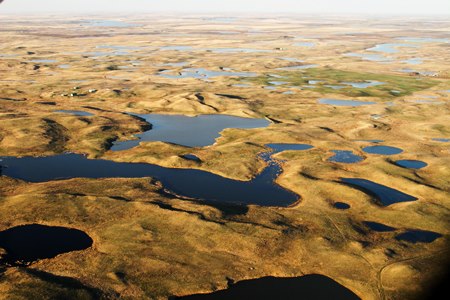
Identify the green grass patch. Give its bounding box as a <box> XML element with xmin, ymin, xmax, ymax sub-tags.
<box><xmin>241</xmin><ymin>67</ymin><xmax>438</xmax><ymax>99</ymax></box>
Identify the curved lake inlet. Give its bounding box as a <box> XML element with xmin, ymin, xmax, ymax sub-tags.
<box><xmin>171</xmin><ymin>274</ymin><xmax>360</xmax><ymax>300</ymax></box>
<box><xmin>395</xmin><ymin>230</ymin><xmax>442</xmax><ymax>244</ymax></box>
<box><xmin>362</xmin><ymin>145</ymin><xmax>403</xmax><ymax>155</ymax></box>
<box><xmin>395</xmin><ymin>160</ymin><xmax>427</xmax><ymax>169</ymax></box>
<box><xmin>0</xmin><ymin>224</ymin><xmax>93</xmax><ymax>266</ymax></box>
<box><xmin>318</xmin><ymin>99</ymin><xmax>376</xmax><ymax>107</ymax></box>
<box><xmin>341</xmin><ymin>178</ymin><xmax>417</xmax><ymax>206</ymax></box>
<box><xmin>111</xmin><ymin>114</ymin><xmax>270</xmax><ymax>151</ymax></box>
<box><xmin>0</xmin><ymin>144</ymin><xmax>313</xmax><ymax>207</ymax></box>
<box><xmin>328</xmin><ymin>150</ymin><xmax>364</xmax><ymax>164</ymax></box>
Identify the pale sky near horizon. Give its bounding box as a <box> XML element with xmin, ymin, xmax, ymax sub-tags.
<box><xmin>0</xmin><ymin>0</ymin><xmax>449</xmax><ymax>15</ymax></box>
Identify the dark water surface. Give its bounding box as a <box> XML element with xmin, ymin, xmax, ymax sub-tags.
<box><xmin>395</xmin><ymin>230</ymin><xmax>442</xmax><ymax>244</ymax></box>
<box><xmin>1</xmin><ymin>144</ymin><xmax>313</xmax><ymax>207</ymax></box>
<box><xmin>172</xmin><ymin>274</ymin><xmax>360</xmax><ymax>300</ymax></box>
<box><xmin>362</xmin><ymin>145</ymin><xmax>403</xmax><ymax>155</ymax></box>
<box><xmin>333</xmin><ymin>202</ymin><xmax>351</xmax><ymax>210</ymax></box>
<box><xmin>341</xmin><ymin>178</ymin><xmax>417</xmax><ymax>206</ymax></box>
<box><xmin>395</xmin><ymin>160</ymin><xmax>427</xmax><ymax>169</ymax></box>
<box><xmin>363</xmin><ymin>221</ymin><xmax>396</xmax><ymax>232</ymax></box>
<box><xmin>0</xmin><ymin>224</ymin><xmax>92</xmax><ymax>266</ymax></box>
<box><xmin>111</xmin><ymin>114</ymin><xmax>270</xmax><ymax>151</ymax></box>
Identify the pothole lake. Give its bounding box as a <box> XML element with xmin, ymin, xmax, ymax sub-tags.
<box><xmin>0</xmin><ymin>224</ymin><xmax>92</xmax><ymax>266</ymax></box>
<box><xmin>111</xmin><ymin>114</ymin><xmax>270</xmax><ymax>151</ymax></box>
<box><xmin>0</xmin><ymin>144</ymin><xmax>313</xmax><ymax>207</ymax></box>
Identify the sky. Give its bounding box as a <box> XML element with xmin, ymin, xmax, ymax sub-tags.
<box><xmin>0</xmin><ymin>0</ymin><xmax>449</xmax><ymax>15</ymax></box>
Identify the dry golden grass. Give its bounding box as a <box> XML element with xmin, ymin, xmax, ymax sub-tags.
<box><xmin>0</xmin><ymin>14</ymin><xmax>449</xmax><ymax>300</ymax></box>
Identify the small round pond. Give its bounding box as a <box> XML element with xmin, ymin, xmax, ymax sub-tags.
<box><xmin>333</xmin><ymin>202</ymin><xmax>351</xmax><ymax>210</ymax></box>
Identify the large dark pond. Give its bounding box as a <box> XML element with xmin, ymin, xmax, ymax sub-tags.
<box><xmin>341</xmin><ymin>178</ymin><xmax>417</xmax><ymax>206</ymax></box>
<box><xmin>171</xmin><ymin>274</ymin><xmax>360</xmax><ymax>300</ymax></box>
<box><xmin>395</xmin><ymin>230</ymin><xmax>442</xmax><ymax>244</ymax></box>
<box><xmin>0</xmin><ymin>144</ymin><xmax>312</xmax><ymax>207</ymax></box>
<box><xmin>0</xmin><ymin>224</ymin><xmax>92</xmax><ymax>266</ymax></box>
<box><xmin>111</xmin><ymin>114</ymin><xmax>270</xmax><ymax>151</ymax></box>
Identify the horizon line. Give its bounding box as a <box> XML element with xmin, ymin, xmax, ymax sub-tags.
<box><xmin>1</xmin><ymin>11</ymin><xmax>450</xmax><ymax>17</ymax></box>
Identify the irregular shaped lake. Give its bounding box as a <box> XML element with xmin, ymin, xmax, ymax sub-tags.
<box><xmin>341</xmin><ymin>178</ymin><xmax>417</xmax><ymax>206</ymax></box>
<box><xmin>0</xmin><ymin>224</ymin><xmax>92</xmax><ymax>266</ymax></box>
<box><xmin>0</xmin><ymin>144</ymin><xmax>313</xmax><ymax>207</ymax></box>
<box><xmin>319</xmin><ymin>99</ymin><xmax>376</xmax><ymax>107</ymax></box>
<box><xmin>395</xmin><ymin>160</ymin><xmax>427</xmax><ymax>169</ymax></box>
<box><xmin>172</xmin><ymin>274</ymin><xmax>360</xmax><ymax>300</ymax></box>
<box><xmin>111</xmin><ymin>114</ymin><xmax>270</xmax><ymax>151</ymax></box>
<box><xmin>362</xmin><ymin>145</ymin><xmax>403</xmax><ymax>155</ymax></box>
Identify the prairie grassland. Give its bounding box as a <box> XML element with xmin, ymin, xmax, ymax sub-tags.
<box><xmin>0</xmin><ymin>15</ymin><xmax>449</xmax><ymax>300</ymax></box>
